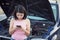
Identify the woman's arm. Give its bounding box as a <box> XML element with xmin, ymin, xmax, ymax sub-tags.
<box><xmin>21</xmin><ymin>19</ymin><xmax>31</xmax><ymax>36</ymax></box>
<box><xmin>9</xmin><ymin>18</ymin><xmax>16</xmax><ymax>35</ymax></box>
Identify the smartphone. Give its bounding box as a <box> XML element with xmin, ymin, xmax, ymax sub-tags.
<box><xmin>16</xmin><ymin>25</ymin><xmax>21</xmax><ymax>28</ymax></box>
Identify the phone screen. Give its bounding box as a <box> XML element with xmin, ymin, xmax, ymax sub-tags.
<box><xmin>16</xmin><ymin>25</ymin><xmax>21</xmax><ymax>28</ymax></box>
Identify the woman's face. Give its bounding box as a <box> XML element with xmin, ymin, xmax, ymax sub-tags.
<box><xmin>16</xmin><ymin>12</ymin><xmax>24</xmax><ymax>20</ymax></box>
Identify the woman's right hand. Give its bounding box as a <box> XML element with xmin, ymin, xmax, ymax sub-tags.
<box><xmin>13</xmin><ymin>26</ymin><xmax>18</xmax><ymax>30</ymax></box>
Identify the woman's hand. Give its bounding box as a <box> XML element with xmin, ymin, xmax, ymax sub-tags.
<box><xmin>21</xmin><ymin>26</ymin><xmax>26</xmax><ymax>32</ymax></box>
<box><xmin>13</xmin><ymin>26</ymin><xmax>18</xmax><ymax>30</ymax></box>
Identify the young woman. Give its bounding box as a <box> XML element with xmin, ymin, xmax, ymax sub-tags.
<box><xmin>9</xmin><ymin>5</ymin><xmax>30</xmax><ymax>40</ymax></box>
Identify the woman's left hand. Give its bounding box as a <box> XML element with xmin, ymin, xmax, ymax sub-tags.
<box><xmin>21</xmin><ymin>27</ymin><xmax>26</xmax><ymax>32</ymax></box>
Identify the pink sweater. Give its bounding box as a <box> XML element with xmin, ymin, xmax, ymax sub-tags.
<box><xmin>11</xmin><ymin>20</ymin><xmax>27</xmax><ymax>40</ymax></box>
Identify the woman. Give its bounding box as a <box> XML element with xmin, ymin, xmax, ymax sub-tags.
<box><xmin>9</xmin><ymin>5</ymin><xmax>30</xmax><ymax>40</ymax></box>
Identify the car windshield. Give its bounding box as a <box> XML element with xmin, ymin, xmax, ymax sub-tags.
<box><xmin>27</xmin><ymin>15</ymin><xmax>47</xmax><ymax>20</ymax></box>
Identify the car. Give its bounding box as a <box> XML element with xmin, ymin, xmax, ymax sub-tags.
<box><xmin>27</xmin><ymin>3</ymin><xmax>59</xmax><ymax>40</ymax></box>
<box><xmin>0</xmin><ymin>0</ymin><xmax>59</xmax><ymax>40</ymax></box>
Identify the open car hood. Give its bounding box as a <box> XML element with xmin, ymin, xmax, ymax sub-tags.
<box><xmin>0</xmin><ymin>0</ymin><xmax>55</xmax><ymax>22</ymax></box>
<box><xmin>27</xmin><ymin>0</ymin><xmax>55</xmax><ymax>22</ymax></box>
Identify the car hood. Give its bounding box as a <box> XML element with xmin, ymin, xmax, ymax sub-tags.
<box><xmin>0</xmin><ymin>0</ymin><xmax>55</xmax><ymax>22</ymax></box>
<box><xmin>27</xmin><ymin>0</ymin><xmax>55</xmax><ymax>22</ymax></box>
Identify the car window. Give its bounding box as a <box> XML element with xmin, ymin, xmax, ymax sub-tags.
<box><xmin>0</xmin><ymin>6</ymin><xmax>7</xmax><ymax>21</ymax></box>
<box><xmin>51</xmin><ymin>4</ymin><xmax>58</xmax><ymax>21</ymax></box>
